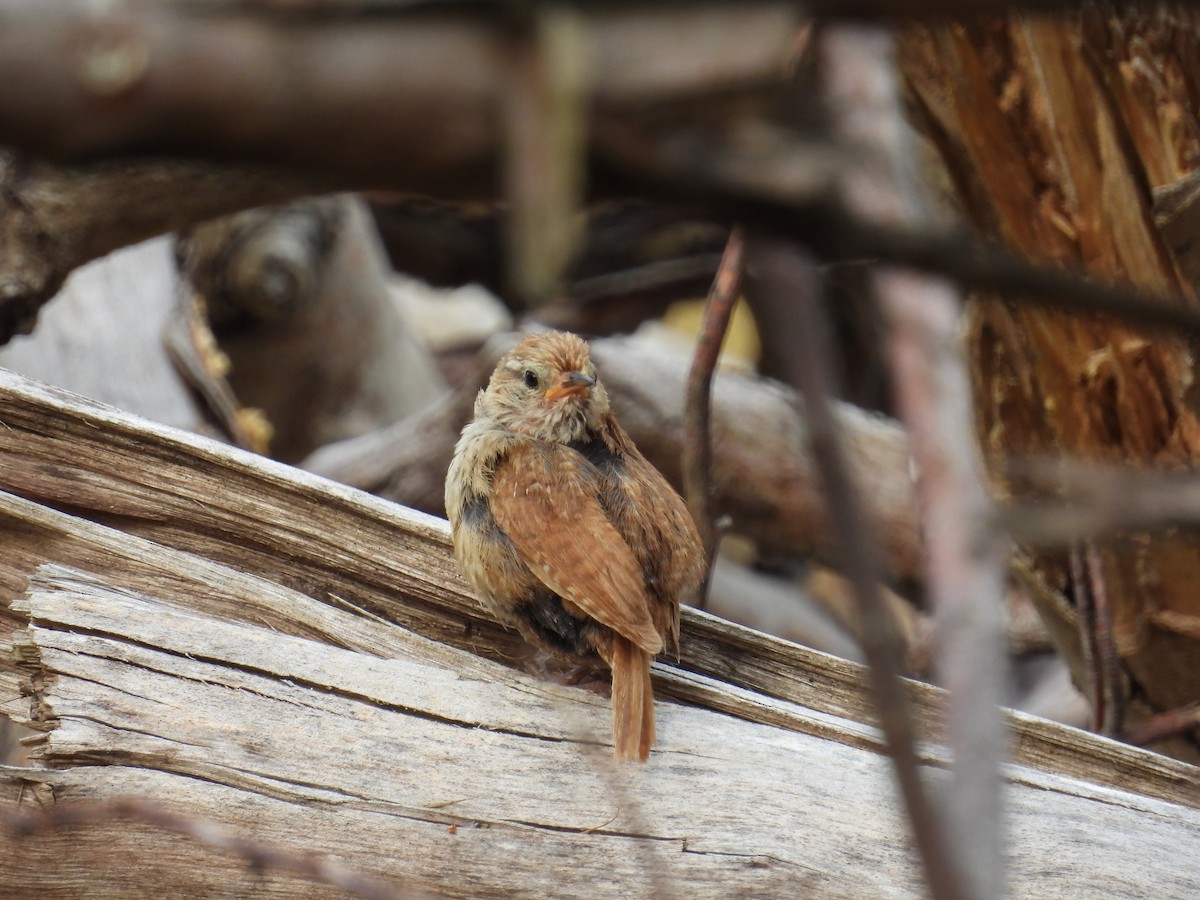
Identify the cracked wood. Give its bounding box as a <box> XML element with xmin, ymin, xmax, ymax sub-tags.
<box><xmin>5</xmin><ymin>565</ymin><xmax>1200</xmax><ymax>898</ymax></box>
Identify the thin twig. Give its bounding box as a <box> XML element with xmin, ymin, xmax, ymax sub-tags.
<box><xmin>568</xmin><ymin>254</ymin><xmax>724</xmax><ymax>304</ymax></box>
<box><xmin>1068</xmin><ymin>541</ymin><xmax>1127</xmax><ymax>739</ymax></box>
<box><xmin>996</xmin><ymin>458</ymin><xmax>1200</xmax><ymax>541</ymax></box>
<box><xmin>746</xmin><ymin>238</ymin><xmax>969</xmax><ymax>900</ymax></box>
<box><xmin>592</xmin><ymin>122</ymin><xmax>1200</xmax><ymax>338</ymax></box>
<box><xmin>879</xmin><ymin>267</ymin><xmax>1008</xmax><ymax>899</ymax></box>
<box><xmin>845</xmin><ymin>215</ymin><xmax>1200</xmax><ymax>336</ymax></box>
<box><xmin>0</xmin><ymin>797</ymin><xmax>427</xmax><ymax>900</ymax></box>
<box><xmin>683</xmin><ymin>225</ymin><xmax>745</xmax><ymax>609</ymax></box>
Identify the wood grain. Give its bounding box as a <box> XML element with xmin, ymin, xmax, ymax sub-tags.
<box><xmin>4</xmin><ymin>565</ymin><xmax>1200</xmax><ymax>898</ymax></box>
<box><xmin>0</xmin><ymin>368</ymin><xmax>1195</xmax><ymax>809</ymax></box>
<box><xmin>901</xmin><ymin>8</ymin><xmax>1200</xmax><ymax>757</ymax></box>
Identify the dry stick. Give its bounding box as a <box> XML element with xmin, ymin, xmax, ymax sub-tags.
<box><xmin>880</xmin><ymin>270</ymin><xmax>1007</xmax><ymax>900</ymax></box>
<box><xmin>789</xmin><ymin>200</ymin><xmax>1200</xmax><ymax>336</ymax></box>
<box><xmin>842</xmin><ymin>216</ymin><xmax>1200</xmax><ymax>337</ymax></box>
<box><xmin>746</xmin><ymin>239</ymin><xmax>968</xmax><ymax>900</ymax></box>
<box><xmin>1068</xmin><ymin>540</ymin><xmax>1127</xmax><ymax>740</ymax></box>
<box><xmin>822</xmin><ymin>24</ymin><xmax>1006</xmax><ymax>899</ymax></box>
<box><xmin>682</xmin><ymin>225</ymin><xmax>745</xmax><ymax>609</ymax></box>
<box><xmin>0</xmin><ymin>798</ymin><xmax>425</xmax><ymax>900</ymax></box>
<box><xmin>998</xmin><ymin>459</ymin><xmax>1200</xmax><ymax>539</ymax></box>
<box><xmin>589</xmin><ymin>121</ymin><xmax>1200</xmax><ymax>339</ymax></box>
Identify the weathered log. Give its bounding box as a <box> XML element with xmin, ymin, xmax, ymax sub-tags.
<box><xmin>0</xmin><ymin>367</ymin><xmax>1197</xmax><ymax>894</ymax></box>
<box><xmin>0</xmin><ymin>367</ymin><xmax>1194</xmax><ymax>802</ymax></box>
<box><xmin>4</xmin><ymin>560</ymin><xmax>1200</xmax><ymax>898</ymax></box>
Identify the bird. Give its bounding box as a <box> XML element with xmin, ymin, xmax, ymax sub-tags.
<box><xmin>445</xmin><ymin>331</ymin><xmax>704</xmax><ymax>761</ymax></box>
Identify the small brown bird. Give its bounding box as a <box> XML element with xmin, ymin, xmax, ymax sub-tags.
<box><xmin>446</xmin><ymin>331</ymin><xmax>704</xmax><ymax>762</ymax></box>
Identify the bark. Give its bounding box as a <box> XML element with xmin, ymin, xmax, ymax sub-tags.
<box><xmin>901</xmin><ymin>7</ymin><xmax>1200</xmax><ymax>755</ymax></box>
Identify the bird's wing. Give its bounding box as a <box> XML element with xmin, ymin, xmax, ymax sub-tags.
<box><xmin>489</xmin><ymin>441</ymin><xmax>663</xmax><ymax>655</ymax></box>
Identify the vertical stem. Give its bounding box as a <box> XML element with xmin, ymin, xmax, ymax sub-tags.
<box><xmin>1069</xmin><ymin>544</ymin><xmax>1104</xmax><ymax>732</ymax></box>
<box><xmin>883</xmin><ymin>269</ymin><xmax>1007</xmax><ymax>900</ymax></box>
<box><xmin>502</xmin><ymin>7</ymin><xmax>589</xmax><ymax>308</ymax></box>
<box><xmin>683</xmin><ymin>226</ymin><xmax>745</xmax><ymax>609</ymax></box>
<box><xmin>1083</xmin><ymin>542</ymin><xmax>1126</xmax><ymax>737</ymax></box>
<box><xmin>823</xmin><ymin>24</ymin><xmax>1009</xmax><ymax>899</ymax></box>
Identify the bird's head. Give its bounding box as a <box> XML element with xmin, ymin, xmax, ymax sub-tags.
<box><xmin>479</xmin><ymin>331</ymin><xmax>610</xmax><ymax>443</ymax></box>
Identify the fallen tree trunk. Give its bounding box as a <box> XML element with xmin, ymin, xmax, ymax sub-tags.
<box><xmin>0</xmin><ymin>368</ymin><xmax>1197</xmax><ymax>897</ymax></box>
<box><xmin>4</xmin><ymin>561</ymin><xmax>1199</xmax><ymax>898</ymax></box>
<box><xmin>0</xmin><ymin>367</ymin><xmax>1192</xmax><ymax>792</ymax></box>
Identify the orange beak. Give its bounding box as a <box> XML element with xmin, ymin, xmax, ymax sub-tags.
<box><xmin>544</xmin><ymin>371</ymin><xmax>596</xmax><ymax>402</ymax></box>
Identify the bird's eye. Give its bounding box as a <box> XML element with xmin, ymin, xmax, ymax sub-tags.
<box><xmin>523</xmin><ymin>370</ymin><xmax>540</xmax><ymax>389</ymax></box>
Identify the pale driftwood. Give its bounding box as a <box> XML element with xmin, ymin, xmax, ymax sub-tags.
<box><xmin>0</xmin><ymin>237</ymin><xmax>203</xmax><ymax>432</ymax></box>
<box><xmin>3</xmin><ymin>563</ymin><xmax>1200</xmax><ymax>898</ymax></box>
<box><xmin>0</xmin><ymin>367</ymin><xmax>1197</xmax><ymax>809</ymax></box>
<box><xmin>0</xmin><ymin>371</ymin><xmax>1197</xmax><ymax>895</ymax></box>
<box><xmin>176</xmin><ymin>196</ymin><xmax>445</xmax><ymax>461</ymax></box>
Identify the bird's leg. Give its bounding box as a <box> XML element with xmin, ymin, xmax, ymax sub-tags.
<box><xmin>561</xmin><ymin>662</ymin><xmax>612</xmax><ymax>696</ymax></box>
<box><xmin>522</xmin><ymin>650</ymin><xmax>612</xmax><ymax>695</ymax></box>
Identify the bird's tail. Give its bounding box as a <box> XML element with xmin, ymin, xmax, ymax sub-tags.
<box><xmin>610</xmin><ymin>637</ymin><xmax>656</xmax><ymax>762</ymax></box>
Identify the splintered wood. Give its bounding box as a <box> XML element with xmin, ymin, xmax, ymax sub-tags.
<box><xmin>901</xmin><ymin>9</ymin><xmax>1200</xmax><ymax>753</ymax></box>
<box><xmin>5</xmin><ymin>563</ymin><xmax>1200</xmax><ymax>898</ymax></box>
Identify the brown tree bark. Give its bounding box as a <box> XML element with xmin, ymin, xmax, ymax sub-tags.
<box><xmin>901</xmin><ymin>8</ymin><xmax>1200</xmax><ymax>755</ymax></box>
